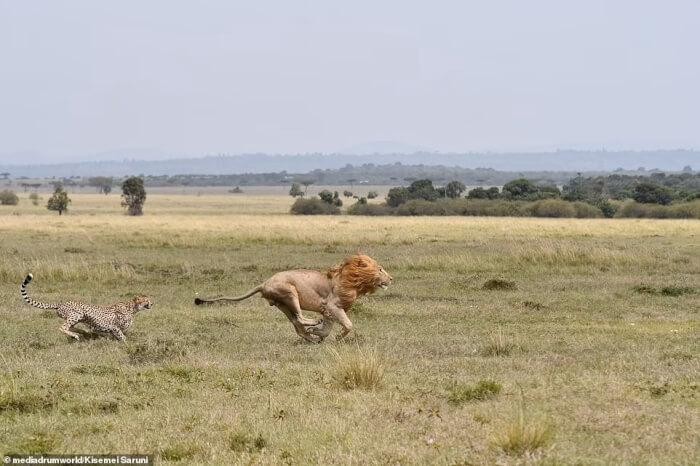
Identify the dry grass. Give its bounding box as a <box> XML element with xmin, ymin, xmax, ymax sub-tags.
<box><xmin>329</xmin><ymin>347</ymin><xmax>385</xmax><ymax>390</ymax></box>
<box><xmin>0</xmin><ymin>192</ymin><xmax>698</xmax><ymax>464</ymax></box>
<box><xmin>492</xmin><ymin>404</ymin><xmax>553</xmax><ymax>456</ymax></box>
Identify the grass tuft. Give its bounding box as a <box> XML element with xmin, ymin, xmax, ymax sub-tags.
<box><xmin>0</xmin><ymin>392</ymin><xmax>54</xmax><ymax>414</ymax></box>
<box><xmin>633</xmin><ymin>284</ymin><xmax>695</xmax><ymax>296</ymax></box>
<box><xmin>447</xmin><ymin>380</ymin><xmax>502</xmax><ymax>405</ymax></box>
<box><xmin>480</xmin><ymin>330</ymin><xmax>515</xmax><ymax>357</ymax></box>
<box><xmin>330</xmin><ymin>347</ymin><xmax>384</xmax><ymax>390</ymax></box>
<box><xmin>228</xmin><ymin>430</ymin><xmax>268</xmax><ymax>453</ymax></box>
<box><xmin>482</xmin><ymin>278</ymin><xmax>517</xmax><ymax>291</ymax></box>
<box><xmin>492</xmin><ymin>405</ymin><xmax>552</xmax><ymax>456</ymax></box>
<box><xmin>159</xmin><ymin>442</ymin><xmax>204</xmax><ymax>461</ymax></box>
<box><xmin>15</xmin><ymin>431</ymin><xmax>59</xmax><ymax>454</ymax></box>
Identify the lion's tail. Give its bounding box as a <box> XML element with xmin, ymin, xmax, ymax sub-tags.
<box><xmin>194</xmin><ymin>285</ymin><xmax>263</xmax><ymax>306</ymax></box>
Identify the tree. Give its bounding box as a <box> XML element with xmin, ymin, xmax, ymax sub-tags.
<box><xmin>502</xmin><ymin>178</ymin><xmax>539</xmax><ymax>200</ymax></box>
<box><xmin>0</xmin><ymin>189</ymin><xmax>19</xmax><ymax>205</ymax></box>
<box><xmin>88</xmin><ymin>176</ymin><xmax>113</xmax><ymax>194</ymax></box>
<box><xmin>343</xmin><ymin>190</ymin><xmax>353</xmax><ymax>198</ymax></box>
<box><xmin>445</xmin><ymin>181</ymin><xmax>466</xmax><ymax>199</ymax></box>
<box><xmin>632</xmin><ymin>182</ymin><xmax>672</xmax><ymax>205</ymax></box>
<box><xmin>0</xmin><ymin>172</ymin><xmax>10</xmax><ymax>180</ymax></box>
<box><xmin>319</xmin><ymin>190</ymin><xmax>342</xmax><ymax>207</ymax></box>
<box><xmin>121</xmin><ymin>177</ymin><xmax>147</xmax><ymax>215</ymax></box>
<box><xmin>289</xmin><ymin>183</ymin><xmax>303</xmax><ymax>197</ymax></box>
<box><xmin>47</xmin><ymin>185</ymin><xmax>71</xmax><ymax>215</ymax></box>
<box><xmin>386</xmin><ymin>187</ymin><xmax>410</xmax><ymax>207</ymax></box>
<box><xmin>301</xmin><ymin>180</ymin><xmax>314</xmax><ymax>195</ymax></box>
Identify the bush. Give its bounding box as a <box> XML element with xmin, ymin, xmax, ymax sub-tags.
<box><xmin>571</xmin><ymin>202</ymin><xmax>603</xmax><ymax>218</ymax></box>
<box><xmin>290</xmin><ymin>198</ymin><xmax>340</xmax><ymax>215</ymax></box>
<box><xmin>633</xmin><ymin>182</ymin><xmax>673</xmax><ymax>205</ymax></box>
<box><xmin>346</xmin><ymin>202</ymin><xmax>394</xmax><ymax>216</ymax></box>
<box><xmin>528</xmin><ymin>199</ymin><xmax>576</xmax><ymax>218</ymax></box>
<box><xmin>367</xmin><ymin>191</ymin><xmax>378</xmax><ymax>199</ymax></box>
<box><xmin>467</xmin><ymin>186</ymin><xmax>500</xmax><ymax>199</ymax></box>
<box><xmin>456</xmin><ymin>199</ymin><xmax>527</xmax><ymax>217</ymax></box>
<box><xmin>0</xmin><ymin>190</ymin><xmax>19</xmax><ymax>205</ymax></box>
<box><xmin>615</xmin><ymin>201</ymin><xmax>700</xmax><ymax>219</ymax></box>
<box><xmin>396</xmin><ymin>199</ymin><xmax>453</xmax><ymax>216</ymax></box>
<box><xmin>29</xmin><ymin>192</ymin><xmax>41</xmax><ymax>206</ymax></box>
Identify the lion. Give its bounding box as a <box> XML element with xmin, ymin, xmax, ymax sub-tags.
<box><xmin>194</xmin><ymin>254</ymin><xmax>392</xmax><ymax>343</ymax></box>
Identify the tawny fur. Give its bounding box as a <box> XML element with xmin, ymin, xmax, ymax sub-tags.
<box><xmin>194</xmin><ymin>254</ymin><xmax>392</xmax><ymax>342</ymax></box>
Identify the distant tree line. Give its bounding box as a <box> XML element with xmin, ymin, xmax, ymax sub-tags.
<box><xmin>135</xmin><ymin>163</ymin><xmax>691</xmax><ymax>188</ymax></box>
<box><xmin>292</xmin><ymin>173</ymin><xmax>700</xmax><ymax>219</ymax></box>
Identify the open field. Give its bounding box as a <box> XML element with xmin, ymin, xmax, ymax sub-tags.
<box><xmin>1</xmin><ymin>193</ymin><xmax>698</xmax><ymax>464</ymax></box>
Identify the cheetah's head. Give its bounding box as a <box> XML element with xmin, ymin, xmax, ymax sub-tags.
<box><xmin>133</xmin><ymin>295</ymin><xmax>153</xmax><ymax>311</ymax></box>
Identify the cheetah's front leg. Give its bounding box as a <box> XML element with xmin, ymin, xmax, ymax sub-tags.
<box><xmin>109</xmin><ymin>327</ymin><xmax>126</xmax><ymax>341</ymax></box>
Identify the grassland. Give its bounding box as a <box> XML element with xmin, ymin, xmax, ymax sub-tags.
<box><xmin>0</xmin><ymin>192</ymin><xmax>698</xmax><ymax>464</ymax></box>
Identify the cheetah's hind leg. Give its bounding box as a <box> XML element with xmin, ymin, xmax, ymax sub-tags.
<box><xmin>60</xmin><ymin>318</ymin><xmax>81</xmax><ymax>340</ymax></box>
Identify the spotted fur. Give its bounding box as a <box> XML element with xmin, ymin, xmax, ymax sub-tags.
<box><xmin>20</xmin><ymin>273</ymin><xmax>152</xmax><ymax>341</ymax></box>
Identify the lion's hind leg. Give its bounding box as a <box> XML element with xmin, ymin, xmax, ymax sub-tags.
<box><xmin>275</xmin><ymin>303</ymin><xmax>321</xmax><ymax>344</ymax></box>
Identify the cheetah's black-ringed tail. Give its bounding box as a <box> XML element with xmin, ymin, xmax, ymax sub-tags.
<box><xmin>21</xmin><ymin>273</ymin><xmax>58</xmax><ymax>310</ymax></box>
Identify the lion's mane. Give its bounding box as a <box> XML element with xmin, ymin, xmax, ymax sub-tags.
<box><xmin>326</xmin><ymin>254</ymin><xmax>383</xmax><ymax>310</ymax></box>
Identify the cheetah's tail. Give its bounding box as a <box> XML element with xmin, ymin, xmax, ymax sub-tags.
<box><xmin>21</xmin><ymin>273</ymin><xmax>58</xmax><ymax>310</ymax></box>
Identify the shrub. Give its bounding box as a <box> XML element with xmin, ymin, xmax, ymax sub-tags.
<box><xmin>615</xmin><ymin>201</ymin><xmax>700</xmax><ymax>219</ymax></box>
<box><xmin>346</xmin><ymin>202</ymin><xmax>394</xmax><ymax>216</ymax></box>
<box><xmin>0</xmin><ymin>189</ymin><xmax>19</xmax><ymax>205</ymax></box>
<box><xmin>367</xmin><ymin>191</ymin><xmax>378</xmax><ymax>199</ymax></box>
<box><xmin>343</xmin><ymin>190</ymin><xmax>353</xmax><ymax>197</ymax></box>
<box><xmin>228</xmin><ymin>186</ymin><xmax>243</xmax><ymax>193</ymax></box>
<box><xmin>467</xmin><ymin>186</ymin><xmax>502</xmax><ymax>200</ymax></box>
<box><xmin>528</xmin><ymin>199</ymin><xmax>576</xmax><ymax>218</ymax></box>
<box><xmin>456</xmin><ymin>199</ymin><xmax>526</xmax><ymax>217</ymax></box>
<box><xmin>29</xmin><ymin>192</ymin><xmax>41</xmax><ymax>206</ymax></box>
<box><xmin>571</xmin><ymin>201</ymin><xmax>603</xmax><ymax>218</ymax></box>
<box><xmin>396</xmin><ymin>199</ymin><xmax>452</xmax><ymax>216</ymax></box>
<box><xmin>447</xmin><ymin>380</ymin><xmax>502</xmax><ymax>405</ymax></box>
<box><xmin>290</xmin><ymin>198</ymin><xmax>341</xmax><ymax>215</ymax></box>
<box><xmin>633</xmin><ymin>182</ymin><xmax>673</xmax><ymax>205</ymax></box>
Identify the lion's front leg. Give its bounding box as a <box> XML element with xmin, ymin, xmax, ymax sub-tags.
<box><xmin>325</xmin><ymin>304</ymin><xmax>353</xmax><ymax>340</ymax></box>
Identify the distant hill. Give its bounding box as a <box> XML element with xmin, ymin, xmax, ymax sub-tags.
<box><xmin>0</xmin><ymin>150</ymin><xmax>696</xmax><ymax>178</ymax></box>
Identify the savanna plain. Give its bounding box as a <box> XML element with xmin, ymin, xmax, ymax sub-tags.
<box><xmin>0</xmin><ymin>192</ymin><xmax>698</xmax><ymax>465</ymax></box>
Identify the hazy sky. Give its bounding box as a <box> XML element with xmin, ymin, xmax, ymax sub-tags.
<box><xmin>1</xmin><ymin>0</ymin><xmax>698</xmax><ymax>163</ymax></box>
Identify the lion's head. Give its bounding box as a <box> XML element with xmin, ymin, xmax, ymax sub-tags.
<box><xmin>327</xmin><ymin>254</ymin><xmax>392</xmax><ymax>309</ymax></box>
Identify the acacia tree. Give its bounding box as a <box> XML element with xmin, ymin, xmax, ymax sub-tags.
<box><xmin>445</xmin><ymin>181</ymin><xmax>466</xmax><ymax>199</ymax></box>
<box><xmin>289</xmin><ymin>183</ymin><xmax>303</xmax><ymax>197</ymax></box>
<box><xmin>121</xmin><ymin>177</ymin><xmax>146</xmax><ymax>215</ymax></box>
<box><xmin>47</xmin><ymin>185</ymin><xmax>71</xmax><ymax>215</ymax></box>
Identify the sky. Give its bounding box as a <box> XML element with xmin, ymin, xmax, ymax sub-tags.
<box><xmin>1</xmin><ymin>0</ymin><xmax>698</xmax><ymax>163</ymax></box>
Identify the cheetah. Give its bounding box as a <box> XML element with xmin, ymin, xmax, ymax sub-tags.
<box><xmin>20</xmin><ymin>273</ymin><xmax>152</xmax><ymax>341</ymax></box>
